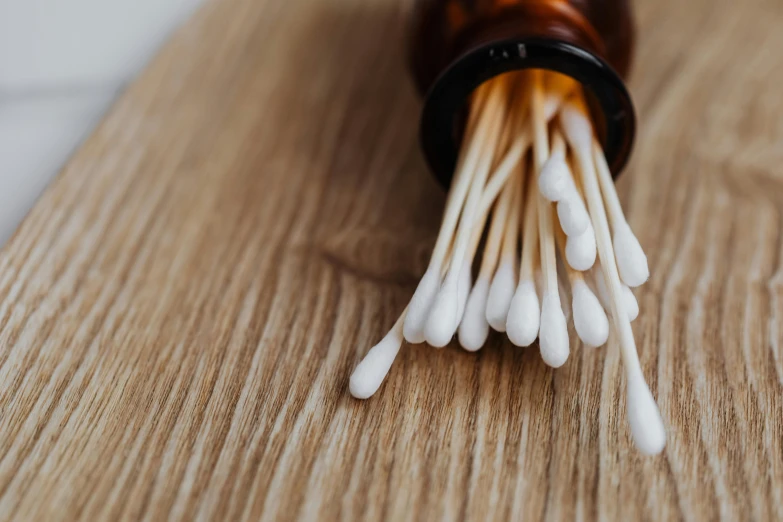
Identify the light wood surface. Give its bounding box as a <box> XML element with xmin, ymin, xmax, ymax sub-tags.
<box><xmin>1</xmin><ymin>0</ymin><xmax>782</xmax><ymax>520</ymax></box>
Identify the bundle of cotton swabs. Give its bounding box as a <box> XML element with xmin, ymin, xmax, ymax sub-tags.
<box><xmin>349</xmin><ymin>70</ymin><xmax>665</xmax><ymax>455</ymax></box>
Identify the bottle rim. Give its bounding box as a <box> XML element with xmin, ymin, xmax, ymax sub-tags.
<box><xmin>419</xmin><ymin>38</ymin><xmax>635</xmax><ymax>188</ymax></box>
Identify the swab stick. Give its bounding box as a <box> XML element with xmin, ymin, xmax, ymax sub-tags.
<box><xmin>561</xmin><ymin>97</ymin><xmax>665</xmax><ymax>455</ymax></box>
<box><xmin>532</xmin><ymin>71</ymin><xmax>569</xmax><ymax>368</ymax></box>
<box><xmin>592</xmin><ymin>140</ymin><xmax>650</xmax><ymax>287</ymax></box>
<box><xmin>507</xmin><ymin>163</ymin><xmax>540</xmax><ymax>347</ymax></box>
<box><xmin>555</xmin><ymin>223</ymin><xmax>609</xmax><ymax>347</ymax></box>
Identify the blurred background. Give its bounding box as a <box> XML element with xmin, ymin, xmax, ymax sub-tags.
<box><xmin>0</xmin><ymin>0</ymin><xmax>206</xmax><ymax>245</ymax></box>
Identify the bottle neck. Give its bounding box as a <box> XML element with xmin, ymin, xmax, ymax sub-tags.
<box><xmin>418</xmin><ymin>4</ymin><xmax>635</xmax><ymax>188</ymax></box>
<box><xmin>452</xmin><ymin>2</ymin><xmax>607</xmax><ymax>68</ymax></box>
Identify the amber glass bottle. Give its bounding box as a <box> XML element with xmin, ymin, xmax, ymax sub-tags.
<box><xmin>408</xmin><ymin>0</ymin><xmax>636</xmax><ymax>187</ymax></box>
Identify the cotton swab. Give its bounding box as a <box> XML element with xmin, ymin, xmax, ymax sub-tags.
<box><xmin>507</xmin><ymin>167</ymin><xmax>540</xmax><ymax>347</ymax></box>
<box><xmin>538</xmin><ymin>131</ymin><xmax>569</xmax><ymax>202</ymax></box>
<box><xmin>562</xmin><ymin>96</ymin><xmax>665</xmax><ymax>455</ymax></box>
<box><xmin>557</xmin><ymin>195</ymin><xmax>589</xmax><ymax>237</ymax></box>
<box><xmin>403</xmin><ymin>83</ymin><xmax>499</xmax><ymax>344</ymax></box>
<box><xmin>480</xmin><ymin>81</ymin><xmax>527</xmax><ymax>335</ymax></box>
<box><xmin>349</xmin><ymin>308</ymin><xmax>407</xmax><ymax>399</ymax></box>
<box><xmin>560</xmin><ymin>141</ymin><xmax>596</xmax><ymax>272</ymax></box>
<box><xmin>565</xmin><ymin>221</ymin><xmax>597</xmax><ymax>271</ymax></box>
<box><xmin>532</xmin><ymin>72</ymin><xmax>569</xmax><ymax>368</ymax></box>
<box><xmin>555</xmin><ymin>157</ymin><xmax>590</xmax><ymax>236</ymax></box>
<box><xmin>592</xmin><ymin>265</ymin><xmax>639</xmax><ymax>321</ymax></box>
<box><xmin>458</xmin><ymin>278</ymin><xmax>490</xmax><ymax>352</ymax></box>
<box><xmin>555</xmin><ymin>223</ymin><xmax>609</xmax><ymax>347</ymax></box>
<box><xmin>592</xmin><ymin>140</ymin><xmax>649</xmax><ymax>287</ymax></box>
<box><xmin>424</xmin><ymin>82</ymin><xmax>508</xmax><ymax>347</ymax></box>
<box><xmin>538</xmin><ymin>287</ymin><xmax>570</xmax><ymax>367</ymax></box>
<box><xmin>486</xmin><ymin>172</ymin><xmax>521</xmax><ymax>332</ymax></box>
<box><xmin>459</xmin><ymin>170</ymin><xmax>516</xmax><ymax>350</ymax></box>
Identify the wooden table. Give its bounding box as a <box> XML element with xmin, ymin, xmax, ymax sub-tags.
<box><xmin>1</xmin><ymin>0</ymin><xmax>781</xmax><ymax>519</ymax></box>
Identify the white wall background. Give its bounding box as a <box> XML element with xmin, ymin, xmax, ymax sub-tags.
<box><xmin>0</xmin><ymin>0</ymin><xmax>206</xmax><ymax>244</ymax></box>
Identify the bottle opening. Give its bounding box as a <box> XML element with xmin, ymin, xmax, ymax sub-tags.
<box><xmin>419</xmin><ymin>38</ymin><xmax>635</xmax><ymax>188</ymax></box>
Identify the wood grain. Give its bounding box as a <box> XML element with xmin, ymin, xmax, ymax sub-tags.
<box><xmin>1</xmin><ymin>0</ymin><xmax>782</xmax><ymax>519</ymax></box>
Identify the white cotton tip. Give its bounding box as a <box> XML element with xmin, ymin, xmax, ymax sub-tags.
<box><xmin>424</xmin><ymin>279</ymin><xmax>459</xmax><ymax>348</ymax></box>
<box><xmin>486</xmin><ymin>261</ymin><xmax>516</xmax><ymax>332</ymax></box>
<box><xmin>456</xmin><ymin>262</ymin><xmax>472</xmax><ymax>329</ymax></box>
<box><xmin>594</xmin><ymin>271</ymin><xmax>638</xmax><ymax>322</ymax></box>
<box><xmin>571</xmin><ymin>280</ymin><xmax>609</xmax><ymax>347</ymax></box>
<box><xmin>613</xmin><ymin>223</ymin><xmax>650</xmax><ymax>288</ymax></box>
<box><xmin>559</xmin><ymin>104</ymin><xmax>592</xmax><ymax>150</ymax></box>
<box><xmin>506</xmin><ymin>280</ymin><xmax>540</xmax><ymax>347</ymax></box>
<box><xmin>556</xmin><ymin>193</ymin><xmax>589</xmax><ymax>236</ymax></box>
<box><xmin>349</xmin><ymin>329</ymin><xmax>403</xmax><ymax>399</ymax></box>
<box><xmin>627</xmin><ymin>376</ymin><xmax>666</xmax><ymax>455</ymax></box>
<box><xmin>623</xmin><ymin>285</ymin><xmax>639</xmax><ymax>321</ymax></box>
<box><xmin>538</xmin><ymin>292</ymin><xmax>570</xmax><ymax>368</ymax></box>
<box><xmin>538</xmin><ymin>156</ymin><xmax>569</xmax><ymax>202</ymax></box>
<box><xmin>458</xmin><ymin>278</ymin><xmax>490</xmax><ymax>351</ymax></box>
<box><xmin>403</xmin><ymin>268</ymin><xmax>440</xmax><ymax>344</ymax></box>
<box><xmin>565</xmin><ymin>224</ymin><xmax>597</xmax><ymax>271</ymax></box>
